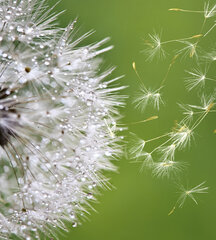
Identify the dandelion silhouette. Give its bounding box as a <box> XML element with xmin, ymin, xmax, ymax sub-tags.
<box><xmin>0</xmin><ymin>0</ymin><xmax>125</xmax><ymax>239</ymax></box>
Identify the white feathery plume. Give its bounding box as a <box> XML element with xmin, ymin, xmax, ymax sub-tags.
<box><xmin>144</xmin><ymin>33</ymin><xmax>166</xmax><ymax>61</ymax></box>
<box><xmin>185</xmin><ymin>68</ymin><xmax>207</xmax><ymax>91</ymax></box>
<box><xmin>177</xmin><ymin>182</ymin><xmax>208</xmax><ymax>207</ymax></box>
<box><xmin>133</xmin><ymin>85</ymin><xmax>163</xmax><ymax>111</ymax></box>
<box><xmin>152</xmin><ymin>160</ymin><xmax>184</xmax><ymax>178</ymax></box>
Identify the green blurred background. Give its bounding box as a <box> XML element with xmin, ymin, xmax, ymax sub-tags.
<box><xmin>51</xmin><ymin>0</ymin><xmax>216</xmax><ymax>239</ymax></box>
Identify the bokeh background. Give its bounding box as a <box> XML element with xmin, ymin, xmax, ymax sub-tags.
<box><xmin>50</xmin><ymin>0</ymin><xmax>216</xmax><ymax>239</ymax></box>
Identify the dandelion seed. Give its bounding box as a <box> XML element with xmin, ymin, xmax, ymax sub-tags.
<box><xmin>160</xmin><ymin>54</ymin><xmax>180</xmax><ymax>87</ymax></box>
<box><xmin>140</xmin><ymin>152</ymin><xmax>154</xmax><ymax>170</ymax></box>
<box><xmin>152</xmin><ymin>160</ymin><xmax>184</xmax><ymax>178</ymax></box>
<box><xmin>177</xmin><ymin>41</ymin><xmax>198</xmax><ymax>58</ymax></box>
<box><xmin>119</xmin><ymin>115</ymin><xmax>158</xmax><ymax>126</ymax></box>
<box><xmin>169</xmin><ymin>3</ymin><xmax>216</xmax><ymax>18</ymax></box>
<box><xmin>157</xmin><ymin>144</ymin><xmax>176</xmax><ymax>161</ymax></box>
<box><xmin>169</xmin><ymin>8</ymin><xmax>184</xmax><ymax>12</ymax></box>
<box><xmin>177</xmin><ymin>182</ymin><xmax>208</xmax><ymax>207</ymax></box>
<box><xmin>133</xmin><ymin>85</ymin><xmax>163</xmax><ymax>111</ymax></box>
<box><xmin>144</xmin><ymin>33</ymin><xmax>166</xmax><ymax>61</ymax></box>
<box><xmin>185</xmin><ymin>68</ymin><xmax>207</xmax><ymax>90</ymax></box>
<box><xmin>178</xmin><ymin>103</ymin><xmax>194</xmax><ymax>123</ymax></box>
<box><xmin>129</xmin><ymin>133</ymin><xmax>146</xmax><ymax>158</ymax></box>
<box><xmin>132</xmin><ymin>61</ymin><xmax>143</xmax><ymax>85</ymax></box>
<box><xmin>188</xmin><ymin>94</ymin><xmax>215</xmax><ymax>113</ymax></box>
<box><xmin>168</xmin><ymin>206</ymin><xmax>176</xmax><ymax>216</ymax></box>
<box><xmin>170</xmin><ymin>124</ymin><xmax>193</xmax><ymax>149</ymax></box>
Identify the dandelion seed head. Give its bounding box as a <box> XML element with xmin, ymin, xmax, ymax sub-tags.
<box><xmin>0</xmin><ymin>0</ymin><xmax>124</xmax><ymax>239</ymax></box>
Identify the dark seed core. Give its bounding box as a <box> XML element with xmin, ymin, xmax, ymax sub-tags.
<box><xmin>25</xmin><ymin>67</ymin><xmax>31</xmax><ymax>73</ymax></box>
<box><xmin>0</xmin><ymin>125</ymin><xmax>12</xmax><ymax>147</ymax></box>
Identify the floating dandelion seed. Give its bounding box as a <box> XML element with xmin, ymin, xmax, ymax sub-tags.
<box><xmin>144</xmin><ymin>33</ymin><xmax>166</xmax><ymax>61</ymax></box>
<box><xmin>157</xmin><ymin>144</ymin><xmax>176</xmax><ymax>161</ymax></box>
<box><xmin>139</xmin><ymin>152</ymin><xmax>153</xmax><ymax>171</ymax></box>
<box><xmin>133</xmin><ymin>85</ymin><xmax>163</xmax><ymax>111</ymax></box>
<box><xmin>168</xmin><ymin>182</ymin><xmax>208</xmax><ymax>215</ymax></box>
<box><xmin>177</xmin><ymin>182</ymin><xmax>208</xmax><ymax>208</ymax></box>
<box><xmin>185</xmin><ymin>68</ymin><xmax>207</xmax><ymax>90</ymax></box>
<box><xmin>0</xmin><ymin>0</ymin><xmax>124</xmax><ymax>239</ymax></box>
<box><xmin>177</xmin><ymin>41</ymin><xmax>199</xmax><ymax>58</ymax></box>
<box><xmin>169</xmin><ymin>3</ymin><xmax>216</xmax><ymax>19</ymax></box>
<box><xmin>189</xmin><ymin>94</ymin><xmax>215</xmax><ymax>112</ymax></box>
<box><xmin>132</xmin><ymin>62</ymin><xmax>163</xmax><ymax>111</ymax></box>
<box><xmin>179</xmin><ymin>95</ymin><xmax>215</xmax><ymax>124</ymax></box>
<box><xmin>178</xmin><ymin>103</ymin><xmax>194</xmax><ymax>123</ymax></box>
<box><xmin>152</xmin><ymin>160</ymin><xmax>184</xmax><ymax>178</ymax></box>
<box><xmin>170</xmin><ymin>124</ymin><xmax>193</xmax><ymax>149</ymax></box>
<box><xmin>129</xmin><ymin>133</ymin><xmax>146</xmax><ymax>158</ymax></box>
